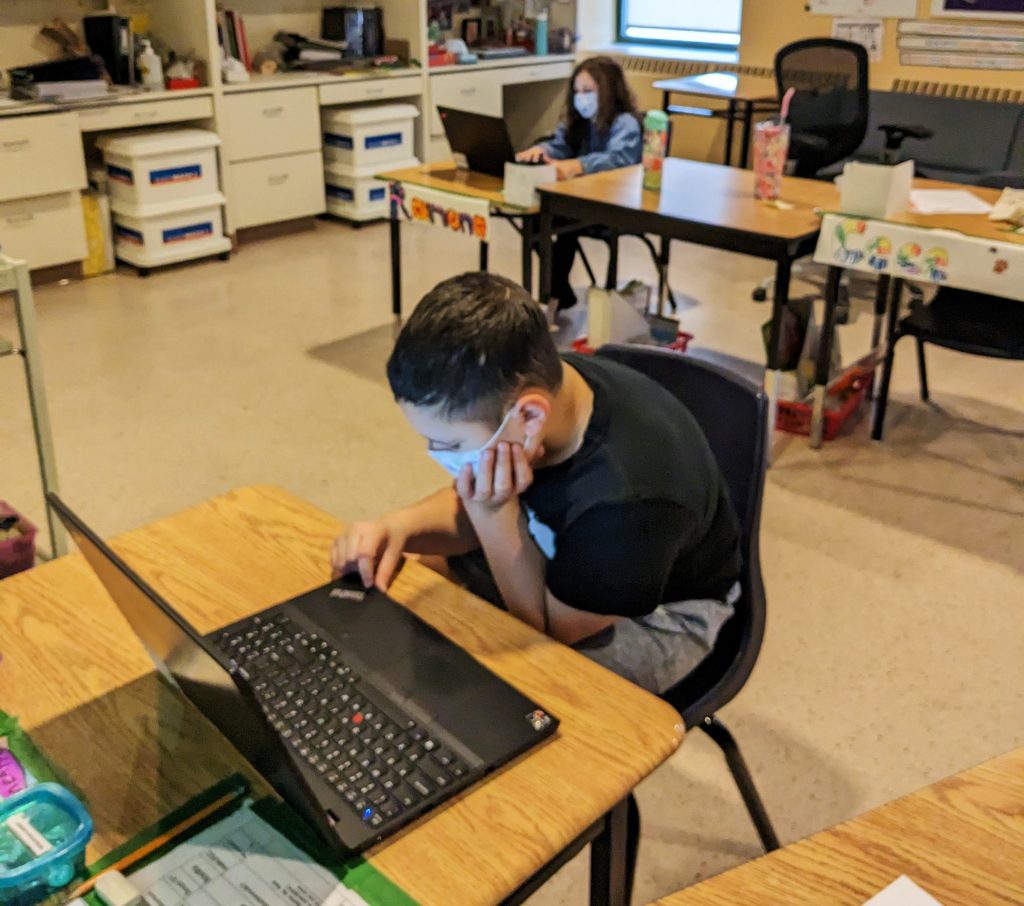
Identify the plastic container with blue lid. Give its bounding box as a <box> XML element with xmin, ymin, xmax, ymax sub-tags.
<box><xmin>0</xmin><ymin>783</ymin><xmax>92</xmax><ymax>905</ymax></box>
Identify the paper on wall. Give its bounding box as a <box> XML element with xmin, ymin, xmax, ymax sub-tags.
<box><xmin>809</xmin><ymin>0</ymin><xmax>915</xmax><ymax>16</ymax></box>
<box><xmin>833</xmin><ymin>18</ymin><xmax>885</xmax><ymax>62</ymax></box>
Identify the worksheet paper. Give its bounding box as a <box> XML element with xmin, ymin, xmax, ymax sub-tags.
<box><xmin>128</xmin><ymin>805</ymin><xmax>370</xmax><ymax>906</ymax></box>
<box><xmin>810</xmin><ymin>0</ymin><xmax>917</xmax><ymax>15</ymax></box>
<box><xmin>863</xmin><ymin>875</ymin><xmax>944</xmax><ymax>905</ymax></box>
<box><xmin>910</xmin><ymin>189</ymin><xmax>994</xmax><ymax>215</ymax></box>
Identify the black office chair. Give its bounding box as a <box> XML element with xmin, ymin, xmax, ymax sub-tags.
<box><xmin>777</xmin><ymin>38</ymin><xmax>869</xmax><ymax>179</ymax></box>
<box><xmin>596</xmin><ymin>345</ymin><xmax>780</xmax><ymax>864</ymax></box>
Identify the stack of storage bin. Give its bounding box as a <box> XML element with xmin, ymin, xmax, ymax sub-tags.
<box><xmin>322</xmin><ymin>104</ymin><xmax>419</xmax><ymax>223</ymax></box>
<box><xmin>96</xmin><ymin>129</ymin><xmax>231</xmax><ymax>275</ymax></box>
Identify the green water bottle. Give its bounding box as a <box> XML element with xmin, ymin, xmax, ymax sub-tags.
<box><xmin>642</xmin><ymin>110</ymin><xmax>670</xmax><ymax>191</ymax></box>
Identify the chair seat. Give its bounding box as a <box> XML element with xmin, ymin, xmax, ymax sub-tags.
<box><xmin>901</xmin><ymin>289</ymin><xmax>1024</xmax><ymax>360</ymax></box>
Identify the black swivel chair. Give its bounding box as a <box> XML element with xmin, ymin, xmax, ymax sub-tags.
<box><xmin>777</xmin><ymin>38</ymin><xmax>870</xmax><ymax>179</ymax></box>
<box><xmin>596</xmin><ymin>345</ymin><xmax>780</xmax><ymax>867</ymax></box>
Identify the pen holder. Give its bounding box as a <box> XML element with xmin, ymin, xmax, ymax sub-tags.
<box><xmin>503</xmin><ymin>161</ymin><xmax>556</xmax><ymax>208</ymax></box>
<box><xmin>752</xmin><ymin>121</ymin><xmax>790</xmax><ymax>201</ymax></box>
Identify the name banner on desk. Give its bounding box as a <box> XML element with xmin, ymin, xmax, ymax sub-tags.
<box><xmin>389</xmin><ymin>181</ymin><xmax>491</xmax><ymax>243</ymax></box>
<box><xmin>814</xmin><ymin>213</ymin><xmax>1024</xmax><ymax>301</ymax></box>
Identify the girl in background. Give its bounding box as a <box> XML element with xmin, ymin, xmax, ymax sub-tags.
<box><xmin>518</xmin><ymin>56</ymin><xmax>642</xmax><ymax>310</ymax></box>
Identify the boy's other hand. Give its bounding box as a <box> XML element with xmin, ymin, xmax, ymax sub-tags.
<box><xmin>516</xmin><ymin>146</ymin><xmax>550</xmax><ymax>164</ymax></box>
<box><xmin>330</xmin><ymin>518</ymin><xmax>408</xmax><ymax>590</ymax></box>
<box><xmin>457</xmin><ymin>442</ymin><xmax>533</xmax><ymax>512</ymax></box>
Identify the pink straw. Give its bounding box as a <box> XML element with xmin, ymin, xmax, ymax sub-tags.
<box><xmin>779</xmin><ymin>87</ymin><xmax>796</xmax><ymax>124</ymax></box>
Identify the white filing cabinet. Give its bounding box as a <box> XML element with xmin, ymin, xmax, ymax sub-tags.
<box><xmin>222</xmin><ymin>87</ymin><xmax>326</xmax><ymax>229</ymax></box>
<box><xmin>0</xmin><ymin>112</ymin><xmax>87</xmax><ymax>269</ymax></box>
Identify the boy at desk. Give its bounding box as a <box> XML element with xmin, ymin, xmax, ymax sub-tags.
<box><xmin>331</xmin><ymin>273</ymin><xmax>741</xmax><ymax>694</ymax></box>
<box><xmin>516</xmin><ymin>56</ymin><xmax>643</xmax><ymax>312</ymax></box>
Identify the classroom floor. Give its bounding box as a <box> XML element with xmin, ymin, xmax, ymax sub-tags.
<box><xmin>3</xmin><ymin>217</ymin><xmax>1022</xmax><ymax>904</ymax></box>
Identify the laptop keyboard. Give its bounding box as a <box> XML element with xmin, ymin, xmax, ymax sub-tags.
<box><xmin>216</xmin><ymin>612</ymin><xmax>469</xmax><ymax>829</ymax></box>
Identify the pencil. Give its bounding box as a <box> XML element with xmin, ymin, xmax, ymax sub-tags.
<box><xmin>67</xmin><ymin>788</ymin><xmax>244</xmax><ymax>900</ymax></box>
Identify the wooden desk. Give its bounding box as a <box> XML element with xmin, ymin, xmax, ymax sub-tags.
<box><xmin>649</xmin><ymin>747</ymin><xmax>1024</xmax><ymax>905</ymax></box>
<box><xmin>537</xmin><ymin>158</ymin><xmax>837</xmax><ymax>435</ymax></box>
<box><xmin>378</xmin><ymin>162</ymin><xmax>544</xmax><ymax>317</ymax></box>
<box><xmin>0</xmin><ymin>486</ymin><xmax>683</xmax><ymax>906</ymax></box>
<box><xmin>654</xmin><ymin>72</ymin><xmax>779</xmax><ymax>168</ymax></box>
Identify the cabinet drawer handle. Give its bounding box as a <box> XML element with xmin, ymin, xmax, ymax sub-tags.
<box><xmin>268</xmin><ymin>173</ymin><xmax>289</xmax><ymax>186</ymax></box>
<box><xmin>460</xmin><ymin>87</ymin><xmax>477</xmax><ymax>96</ymax></box>
<box><xmin>1</xmin><ymin>138</ymin><xmax>30</xmax><ymax>151</ymax></box>
<box><xmin>365</xmin><ymin>87</ymin><xmax>385</xmax><ymax>96</ymax></box>
<box><xmin>132</xmin><ymin>110</ymin><xmax>158</xmax><ymax>120</ymax></box>
<box><xmin>4</xmin><ymin>212</ymin><xmax>35</xmax><ymax>224</ymax></box>
<box><xmin>263</xmin><ymin>106</ymin><xmax>285</xmax><ymax>117</ymax></box>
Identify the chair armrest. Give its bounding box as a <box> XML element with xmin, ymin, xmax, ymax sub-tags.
<box><xmin>878</xmin><ymin>122</ymin><xmax>934</xmax><ymax>151</ymax></box>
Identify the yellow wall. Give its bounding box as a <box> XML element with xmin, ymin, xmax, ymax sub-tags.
<box><xmin>738</xmin><ymin>0</ymin><xmax>1023</xmax><ymax>90</ymax></box>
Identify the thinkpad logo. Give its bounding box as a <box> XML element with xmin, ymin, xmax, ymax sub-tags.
<box><xmin>526</xmin><ymin>709</ymin><xmax>552</xmax><ymax>732</ymax></box>
<box><xmin>329</xmin><ymin>588</ymin><xmax>366</xmax><ymax>602</ymax></box>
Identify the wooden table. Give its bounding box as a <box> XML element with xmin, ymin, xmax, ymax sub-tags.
<box><xmin>537</xmin><ymin>158</ymin><xmax>838</xmax><ymax>435</ymax></box>
<box><xmin>379</xmin><ymin>162</ymin><xmax>547</xmax><ymax>317</ymax></box>
<box><xmin>649</xmin><ymin>747</ymin><xmax>1024</xmax><ymax>905</ymax></box>
<box><xmin>809</xmin><ymin>184</ymin><xmax>1020</xmax><ymax>446</ymax></box>
<box><xmin>0</xmin><ymin>486</ymin><xmax>684</xmax><ymax>906</ymax></box>
<box><xmin>654</xmin><ymin>72</ymin><xmax>778</xmax><ymax>169</ymax></box>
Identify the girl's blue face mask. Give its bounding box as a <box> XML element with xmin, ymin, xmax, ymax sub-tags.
<box><xmin>573</xmin><ymin>90</ymin><xmax>598</xmax><ymax>120</ymax></box>
<box><xmin>426</xmin><ymin>407</ymin><xmax>520</xmax><ymax>478</ymax></box>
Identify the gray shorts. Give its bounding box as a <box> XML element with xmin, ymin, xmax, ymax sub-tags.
<box><xmin>448</xmin><ymin>552</ymin><xmax>738</xmax><ymax>695</ymax></box>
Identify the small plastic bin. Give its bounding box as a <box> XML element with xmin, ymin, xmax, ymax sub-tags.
<box><xmin>109</xmin><ymin>193</ymin><xmax>231</xmax><ymax>269</ymax></box>
<box><xmin>776</xmin><ymin>366</ymin><xmax>875</xmax><ymax>441</ymax></box>
<box><xmin>322</xmin><ymin>104</ymin><xmax>418</xmax><ymax>167</ymax></box>
<box><xmin>0</xmin><ymin>783</ymin><xmax>92</xmax><ymax>905</ymax></box>
<box><xmin>0</xmin><ymin>502</ymin><xmax>36</xmax><ymax>578</ymax></box>
<box><xmin>97</xmin><ymin>129</ymin><xmax>222</xmax><ymax>206</ymax></box>
<box><xmin>325</xmin><ymin>156</ymin><xmax>418</xmax><ymax>221</ymax></box>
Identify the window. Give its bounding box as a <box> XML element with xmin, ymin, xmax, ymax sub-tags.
<box><xmin>618</xmin><ymin>0</ymin><xmax>743</xmax><ymax>49</ymax></box>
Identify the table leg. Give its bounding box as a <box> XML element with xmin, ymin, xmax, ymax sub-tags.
<box><xmin>657</xmin><ymin>235</ymin><xmax>670</xmax><ymax>317</ymax></box>
<box><xmin>661</xmin><ymin>89</ymin><xmax>670</xmax><ymax>113</ymax></box>
<box><xmin>589</xmin><ymin>798</ymin><xmax>630</xmax><ymax>906</ymax></box>
<box><xmin>389</xmin><ymin>187</ymin><xmax>402</xmax><ymax>318</ymax></box>
<box><xmin>810</xmin><ymin>265</ymin><xmax>845</xmax><ymax>449</ymax></box>
<box><xmin>539</xmin><ymin>201</ymin><xmax>554</xmax><ymax>306</ymax></box>
<box><xmin>520</xmin><ymin>216</ymin><xmax>535</xmax><ymax>295</ymax></box>
<box><xmin>723</xmin><ymin>99</ymin><xmax>736</xmax><ymax>166</ymax></box>
<box><xmin>12</xmin><ymin>260</ymin><xmax>66</xmax><ymax>557</ymax></box>
<box><xmin>739</xmin><ymin>100</ymin><xmax>755</xmax><ymax>169</ymax></box>
<box><xmin>765</xmin><ymin>255</ymin><xmax>793</xmax><ymax>445</ymax></box>
<box><xmin>480</xmin><ymin>240</ymin><xmax>490</xmax><ymax>272</ymax></box>
<box><xmin>868</xmin><ymin>274</ymin><xmax>891</xmax><ymax>400</ymax></box>
<box><xmin>871</xmin><ymin>278</ymin><xmax>904</xmax><ymax>441</ymax></box>
<box><xmin>606</xmin><ymin>230</ymin><xmax>620</xmax><ymax>291</ymax></box>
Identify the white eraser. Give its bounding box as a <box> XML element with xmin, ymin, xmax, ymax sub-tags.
<box><xmin>95</xmin><ymin>870</ymin><xmax>143</xmax><ymax>906</ymax></box>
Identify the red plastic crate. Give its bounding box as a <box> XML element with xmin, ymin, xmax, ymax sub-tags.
<box><xmin>775</xmin><ymin>367</ymin><xmax>875</xmax><ymax>441</ymax></box>
<box><xmin>570</xmin><ymin>332</ymin><xmax>694</xmax><ymax>356</ymax></box>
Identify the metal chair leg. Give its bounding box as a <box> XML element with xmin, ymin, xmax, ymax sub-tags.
<box><xmin>699</xmin><ymin>716</ymin><xmax>780</xmax><ymax>853</ymax></box>
<box><xmin>915</xmin><ymin>338</ymin><xmax>929</xmax><ymax>402</ymax></box>
<box><xmin>605</xmin><ymin>232</ymin><xmax>620</xmax><ymax>290</ymax></box>
<box><xmin>578</xmin><ymin>245</ymin><xmax>598</xmax><ymax>286</ymax></box>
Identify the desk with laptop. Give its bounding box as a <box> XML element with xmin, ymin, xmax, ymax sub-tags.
<box><xmin>1</xmin><ymin>486</ymin><xmax>682</xmax><ymax>905</ymax></box>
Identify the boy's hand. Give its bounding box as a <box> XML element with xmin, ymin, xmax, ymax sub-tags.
<box><xmin>457</xmin><ymin>442</ymin><xmax>533</xmax><ymax>513</ymax></box>
<box><xmin>330</xmin><ymin>518</ymin><xmax>408</xmax><ymax>590</ymax></box>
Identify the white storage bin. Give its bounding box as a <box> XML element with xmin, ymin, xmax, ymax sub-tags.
<box><xmin>110</xmin><ymin>193</ymin><xmax>231</xmax><ymax>269</ymax></box>
<box><xmin>97</xmin><ymin>129</ymin><xmax>221</xmax><ymax>207</ymax></box>
<box><xmin>325</xmin><ymin>156</ymin><xmax>418</xmax><ymax>221</ymax></box>
<box><xmin>322</xmin><ymin>104</ymin><xmax>418</xmax><ymax>167</ymax></box>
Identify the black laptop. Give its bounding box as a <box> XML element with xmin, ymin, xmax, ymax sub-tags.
<box><xmin>50</xmin><ymin>495</ymin><xmax>558</xmax><ymax>854</ymax></box>
<box><xmin>437</xmin><ymin>106</ymin><xmax>518</xmax><ymax>177</ymax></box>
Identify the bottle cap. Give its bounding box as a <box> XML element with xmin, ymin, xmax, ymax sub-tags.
<box><xmin>644</xmin><ymin>109</ymin><xmax>669</xmax><ymax>130</ymax></box>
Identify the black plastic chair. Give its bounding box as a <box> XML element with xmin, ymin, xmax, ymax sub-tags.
<box><xmin>596</xmin><ymin>345</ymin><xmax>780</xmax><ymax>856</ymax></box>
<box><xmin>872</xmin><ymin>285</ymin><xmax>1024</xmax><ymax>440</ymax></box>
<box><xmin>777</xmin><ymin>39</ymin><xmax>869</xmax><ymax>178</ymax></box>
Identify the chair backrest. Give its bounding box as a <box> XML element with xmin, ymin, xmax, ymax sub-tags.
<box><xmin>776</xmin><ymin>38</ymin><xmax>869</xmax><ymax>177</ymax></box>
<box><xmin>595</xmin><ymin>345</ymin><xmax>769</xmax><ymax>725</ymax></box>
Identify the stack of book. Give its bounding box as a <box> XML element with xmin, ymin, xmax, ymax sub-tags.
<box><xmin>217</xmin><ymin>9</ymin><xmax>251</xmax><ymax>70</ymax></box>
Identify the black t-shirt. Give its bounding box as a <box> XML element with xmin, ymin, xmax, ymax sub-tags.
<box><xmin>520</xmin><ymin>353</ymin><xmax>742</xmax><ymax>617</ymax></box>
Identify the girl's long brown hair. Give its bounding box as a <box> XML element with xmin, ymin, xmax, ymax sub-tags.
<box><xmin>562</xmin><ymin>56</ymin><xmax>639</xmax><ymax>155</ymax></box>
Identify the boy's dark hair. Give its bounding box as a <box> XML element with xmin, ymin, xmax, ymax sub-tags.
<box><xmin>387</xmin><ymin>273</ymin><xmax>563</xmax><ymax>425</ymax></box>
<box><xmin>564</xmin><ymin>56</ymin><xmax>639</xmax><ymax>155</ymax></box>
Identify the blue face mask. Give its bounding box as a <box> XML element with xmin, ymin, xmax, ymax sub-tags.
<box><xmin>573</xmin><ymin>91</ymin><xmax>598</xmax><ymax>121</ymax></box>
<box><xmin>427</xmin><ymin>407</ymin><xmax>520</xmax><ymax>479</ymax></box>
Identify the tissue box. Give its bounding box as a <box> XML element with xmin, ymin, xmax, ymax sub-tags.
<box><xmin>503</xmin><ymin>162</ymin><xmax>556</xmax><ymax>208</ymax></box>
